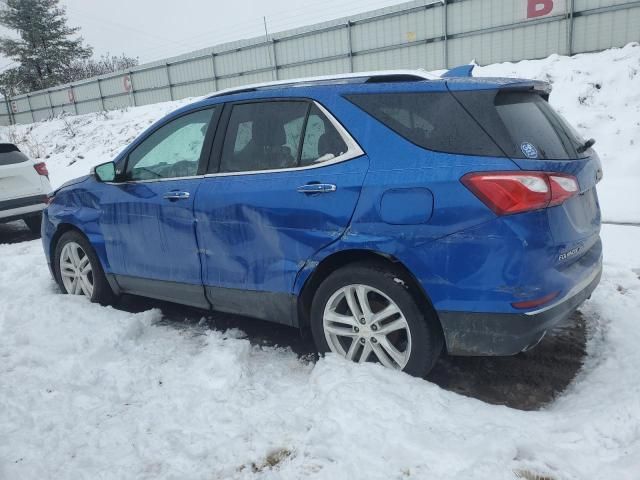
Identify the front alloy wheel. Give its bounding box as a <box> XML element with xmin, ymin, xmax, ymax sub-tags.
<box><xmin>323</xmin><ymin>284</ymin><xmax>412</xmax><ymax>370</ymax></box>
<box><xmin>54</xmin><ymin>230</ymin><xmax>115</xmax><ymax>305</ymax></box>
<box><xmin>59</xmin><ymin>241</ymin><xmax>94</xmax><ymax>297</ymax></box>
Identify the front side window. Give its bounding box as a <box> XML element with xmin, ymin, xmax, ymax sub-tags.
<box><xmin>126</xmin><ymin>108</ymin><xmax>215</xmax><ymax>181</ymax></box>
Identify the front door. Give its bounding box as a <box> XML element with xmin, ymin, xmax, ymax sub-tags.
<box><xmin>194</xmin><ymin>100</ymin><xmax>368</xmax><ymax>323</ymax></box>
<box><xmin>100</xmin><ymin>107</ymin><xmax>218</xmax><ymax>307</ymax></box>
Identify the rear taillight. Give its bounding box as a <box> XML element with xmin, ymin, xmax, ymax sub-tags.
<box><xmin>548</xmin><ymin>174</ymin><xmax>579</xmax><ymax>206</ymax></box>
<box><xmin>461</xmin><ymin>171</ymin><xmax>579</xmax><ymax>215</ymax></box>
<box><xmin>34</xmin><ymin>162</ymin><xmax>49</xmax><ymax>179</ymax></box>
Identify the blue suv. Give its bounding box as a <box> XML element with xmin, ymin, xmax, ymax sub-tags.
<box><xmin>42</xmin><ymin>69</ymin><xmax>602</xmax><ymax>377</ymax></box>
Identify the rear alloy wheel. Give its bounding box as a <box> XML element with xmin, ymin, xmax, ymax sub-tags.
<box><xmin>54</xmin><ymin>230</ymin><xmax>115</xmax><ymax>305</ymax></box>
<box><xmin>323</xmin><ymin>284</ymin><xmax>412</xmax><ymax>369</ymax></box>
<box><xmin>310</xmin><ymin>262</ymin><xmax>442</xmax><ymax>377</ymax></box>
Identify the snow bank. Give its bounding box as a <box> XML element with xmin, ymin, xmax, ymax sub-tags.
<box><xmin>0</xmin><ymin>44</ymin><xmax>638</xmax><ymax>222</ymax></box>
<box><xmin>476</xmin><ymin>43</ymin><xmax>640</xmax><ymax>224</ymax></box>
<box><xmin>1</xmin><ymin>225</ymin><xmax>640</xmax><ymax>479</ymax></box>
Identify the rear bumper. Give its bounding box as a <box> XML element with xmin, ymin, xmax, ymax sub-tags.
<box><xmin>0</xmin><ymin>194</ymin><xmax>47</xmax><ymax>221</ymax></box>
<box><xmin>439</xmin><ymin>261</ymin><xmax>602</xmax><ymax>356</ymax></box>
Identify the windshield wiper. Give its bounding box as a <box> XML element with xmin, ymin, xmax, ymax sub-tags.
<box><xmin>576</xmin><ymin>138</ymin><xmax>596</xmax><ymax>154</ymax></box>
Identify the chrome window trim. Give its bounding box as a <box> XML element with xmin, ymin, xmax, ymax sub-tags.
<box><xmin>104</xmin><ymin>174</ymin><xmax>205</xmax><ymax>185</ymax></box>
<box><xmin>105</xmin><ymin>101</ymin><xmax>365</xmax><ymax>185</ymax></box>
<box><xmin>204</xmin><ymin>100</ymin><xmax>365</xmax><ymax>178</ymax></box>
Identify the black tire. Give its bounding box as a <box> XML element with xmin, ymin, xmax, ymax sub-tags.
<box><xmin>53</xmin><ymin>230</ymin><xmax>116</xmax><ymax>306</ymax></box>
<box><xmin>23</xmin><ymin>212</ymin><xmax>42</xmax><ymax>236</ymax></box>
<box><xmin>310</xmin><ymin>261</ymin><xmax>443</xmax><ymax>377</ymax></box>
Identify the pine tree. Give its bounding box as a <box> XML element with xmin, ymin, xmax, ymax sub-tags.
<box><xmin>0</xmin><ymin>0</ymin><xmax>92</xmax><ymax>94</ymax></box>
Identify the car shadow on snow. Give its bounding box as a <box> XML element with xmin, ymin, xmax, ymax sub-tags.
<box><xmin>116</xmin><ymin>294</ymin><xmax>587</xmax><ymax>412</ymax></box>
<box><xmin>0</xmin><ymin>220</ymin><xmax>40</xmax><ymax>244</ymax></box>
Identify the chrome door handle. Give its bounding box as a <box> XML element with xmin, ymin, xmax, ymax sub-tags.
<box><xmin>163</xmin><ymin>191</ymin><xmax>190</xmax><ymax>200</ymax></box>
<box><xmin>296</xmin><ymin>183</ymin><xmax>337</xmax><ymax>194</ymax></box>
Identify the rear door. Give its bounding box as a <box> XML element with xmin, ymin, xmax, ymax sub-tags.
<box><xmin>194</xmin><ymin>99</ymin><xmax>368</xmax><ymax>324</ymax></box>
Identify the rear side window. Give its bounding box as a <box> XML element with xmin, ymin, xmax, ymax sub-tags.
<box><xmin>300</xmin><ymin>105</ymin><xmax>348</xmax><ymax>166</ymax></box>
<box><xmin>452</xmin><ymin>90</ymin><xmax>588</xmax><ymax>160</ymax></box>
<box><xmin>220</xmin><ymin>101</ymin><xmax>308</xmax><ymax>173</ymax></box>
<box><xmin>219</xmin><ymin>101</ymin><xmax>350</xmax><ymax>173</ymax></box>
<box><xmin>345</xmin><ymin>92</ymin><xmax>502</xmax><ymax>157</ymax></box>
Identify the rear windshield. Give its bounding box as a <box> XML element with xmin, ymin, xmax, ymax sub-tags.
<box><xmin>452</xmin><ymin>90</ymin><xmax>589</xmax><ymax>160</ymax></box>
<box><xmin>0</xmin><ymin>143</ymin><xmax>19</xmax><ymax>154</ymax></box>
<box><xmin>0</xmin><ymin>144</ymin><xmax>27</xmax><ymax>166</ymax></box>
<box><xmin>346</xmin><ymin>90</ymin><xmax>589</xmax><ymax>160</ymax></box>
<box><xmin>345</xmin><ymin>92</ymin><xmax>503</xmax><ymax>157</ymax></box>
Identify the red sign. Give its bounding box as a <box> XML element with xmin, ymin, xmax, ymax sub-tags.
<box><xmin>526</xmin><ymin>0</ymin><xmax>564</xmax><ymax>19</ymax></box>
<box><xmin>10</xmin><ymin>101</ymin><xmax>17</xmax><ymax>113</ymax></box>
<box><xmin>123</xmin><ymin>75</ymin><xmax>132</xmax><ymax>92</ymax></box>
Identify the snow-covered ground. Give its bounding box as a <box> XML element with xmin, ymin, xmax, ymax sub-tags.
<box><xmin>1</xmin><ymin>227</ymin><xmax>639</xmax><ymax>479</ymax></box>
<box><xmin>1</xmin><ymin>45</ymin><xmax>640</xmax><ymax>479</ymax></box>
<box><xmin>1</xmin><ymin>43</ymin><xmax>639</xmax><ymax>222</ymax></box>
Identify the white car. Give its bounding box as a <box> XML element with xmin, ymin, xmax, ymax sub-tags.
<box><xmin>0</xmin><ymin>143</ymin><xmax>52</xmax><ymax>235</ymax></box>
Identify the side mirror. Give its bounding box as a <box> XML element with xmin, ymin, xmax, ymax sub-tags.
<box><xmin>92</xmin><ymin>161</ymin><xmax>116</xmax><ymax>182</ymax></box>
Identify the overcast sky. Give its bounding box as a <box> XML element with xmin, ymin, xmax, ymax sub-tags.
<box><xmin>0</xmin><ymin>0</ymin><xmax>410</xmax><ymax>69</ymax></box>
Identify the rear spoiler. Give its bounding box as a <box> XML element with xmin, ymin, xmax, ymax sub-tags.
<box><xmin>442</xmin><ymin>66</ymin><xmax>552</xmax><ymax>98</ymax></box>
<box><xmin>498</xmin><ymin>80</ymin><xmax>552</xmax><ymax>99</ymax></box>
<box><xmin>442</xmin><ymin>65</ymin><xmax>475</xmax><ymax>78</ymax></box>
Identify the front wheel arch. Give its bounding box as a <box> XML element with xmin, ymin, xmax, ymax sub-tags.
<box><xmin>52</xmin><ymin>228</ymin><xmax>116</xmax><ymax>305</ymax></box>
<box><xmin>50</xmin><ymin>223</ymin><xmax>85</xmax><ymax>288</ymax></box>
<box><xmin>50</xmin><ymin>224</ymin><xmax>118</xmax><ymax>299</ymax></box>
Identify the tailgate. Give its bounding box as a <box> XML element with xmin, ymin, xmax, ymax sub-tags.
<box><xmin>512</xmin><ymin>154</ymin><xmax>602</xmax><ymax>259</ymax></box>
<box><xmin>450</xmin><ymin>86</ymin><xmax>602</xmax><ymax>261</ymax></box>
<box><xmin>0</xmin><ymin>151</ymin><xmax>45</xmax><ymax>202</ymax></box>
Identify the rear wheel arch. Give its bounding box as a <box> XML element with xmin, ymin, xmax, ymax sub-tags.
<box><xmin>297</xmin><ymin>249</ymin><xmax>444</xmax><ymax>341</ymax></box>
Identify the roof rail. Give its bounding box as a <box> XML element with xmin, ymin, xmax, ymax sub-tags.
<box><xmin>207</xmin><ymin>69</ymin><xmax>439</xmax><ymax>99</ymax></box>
